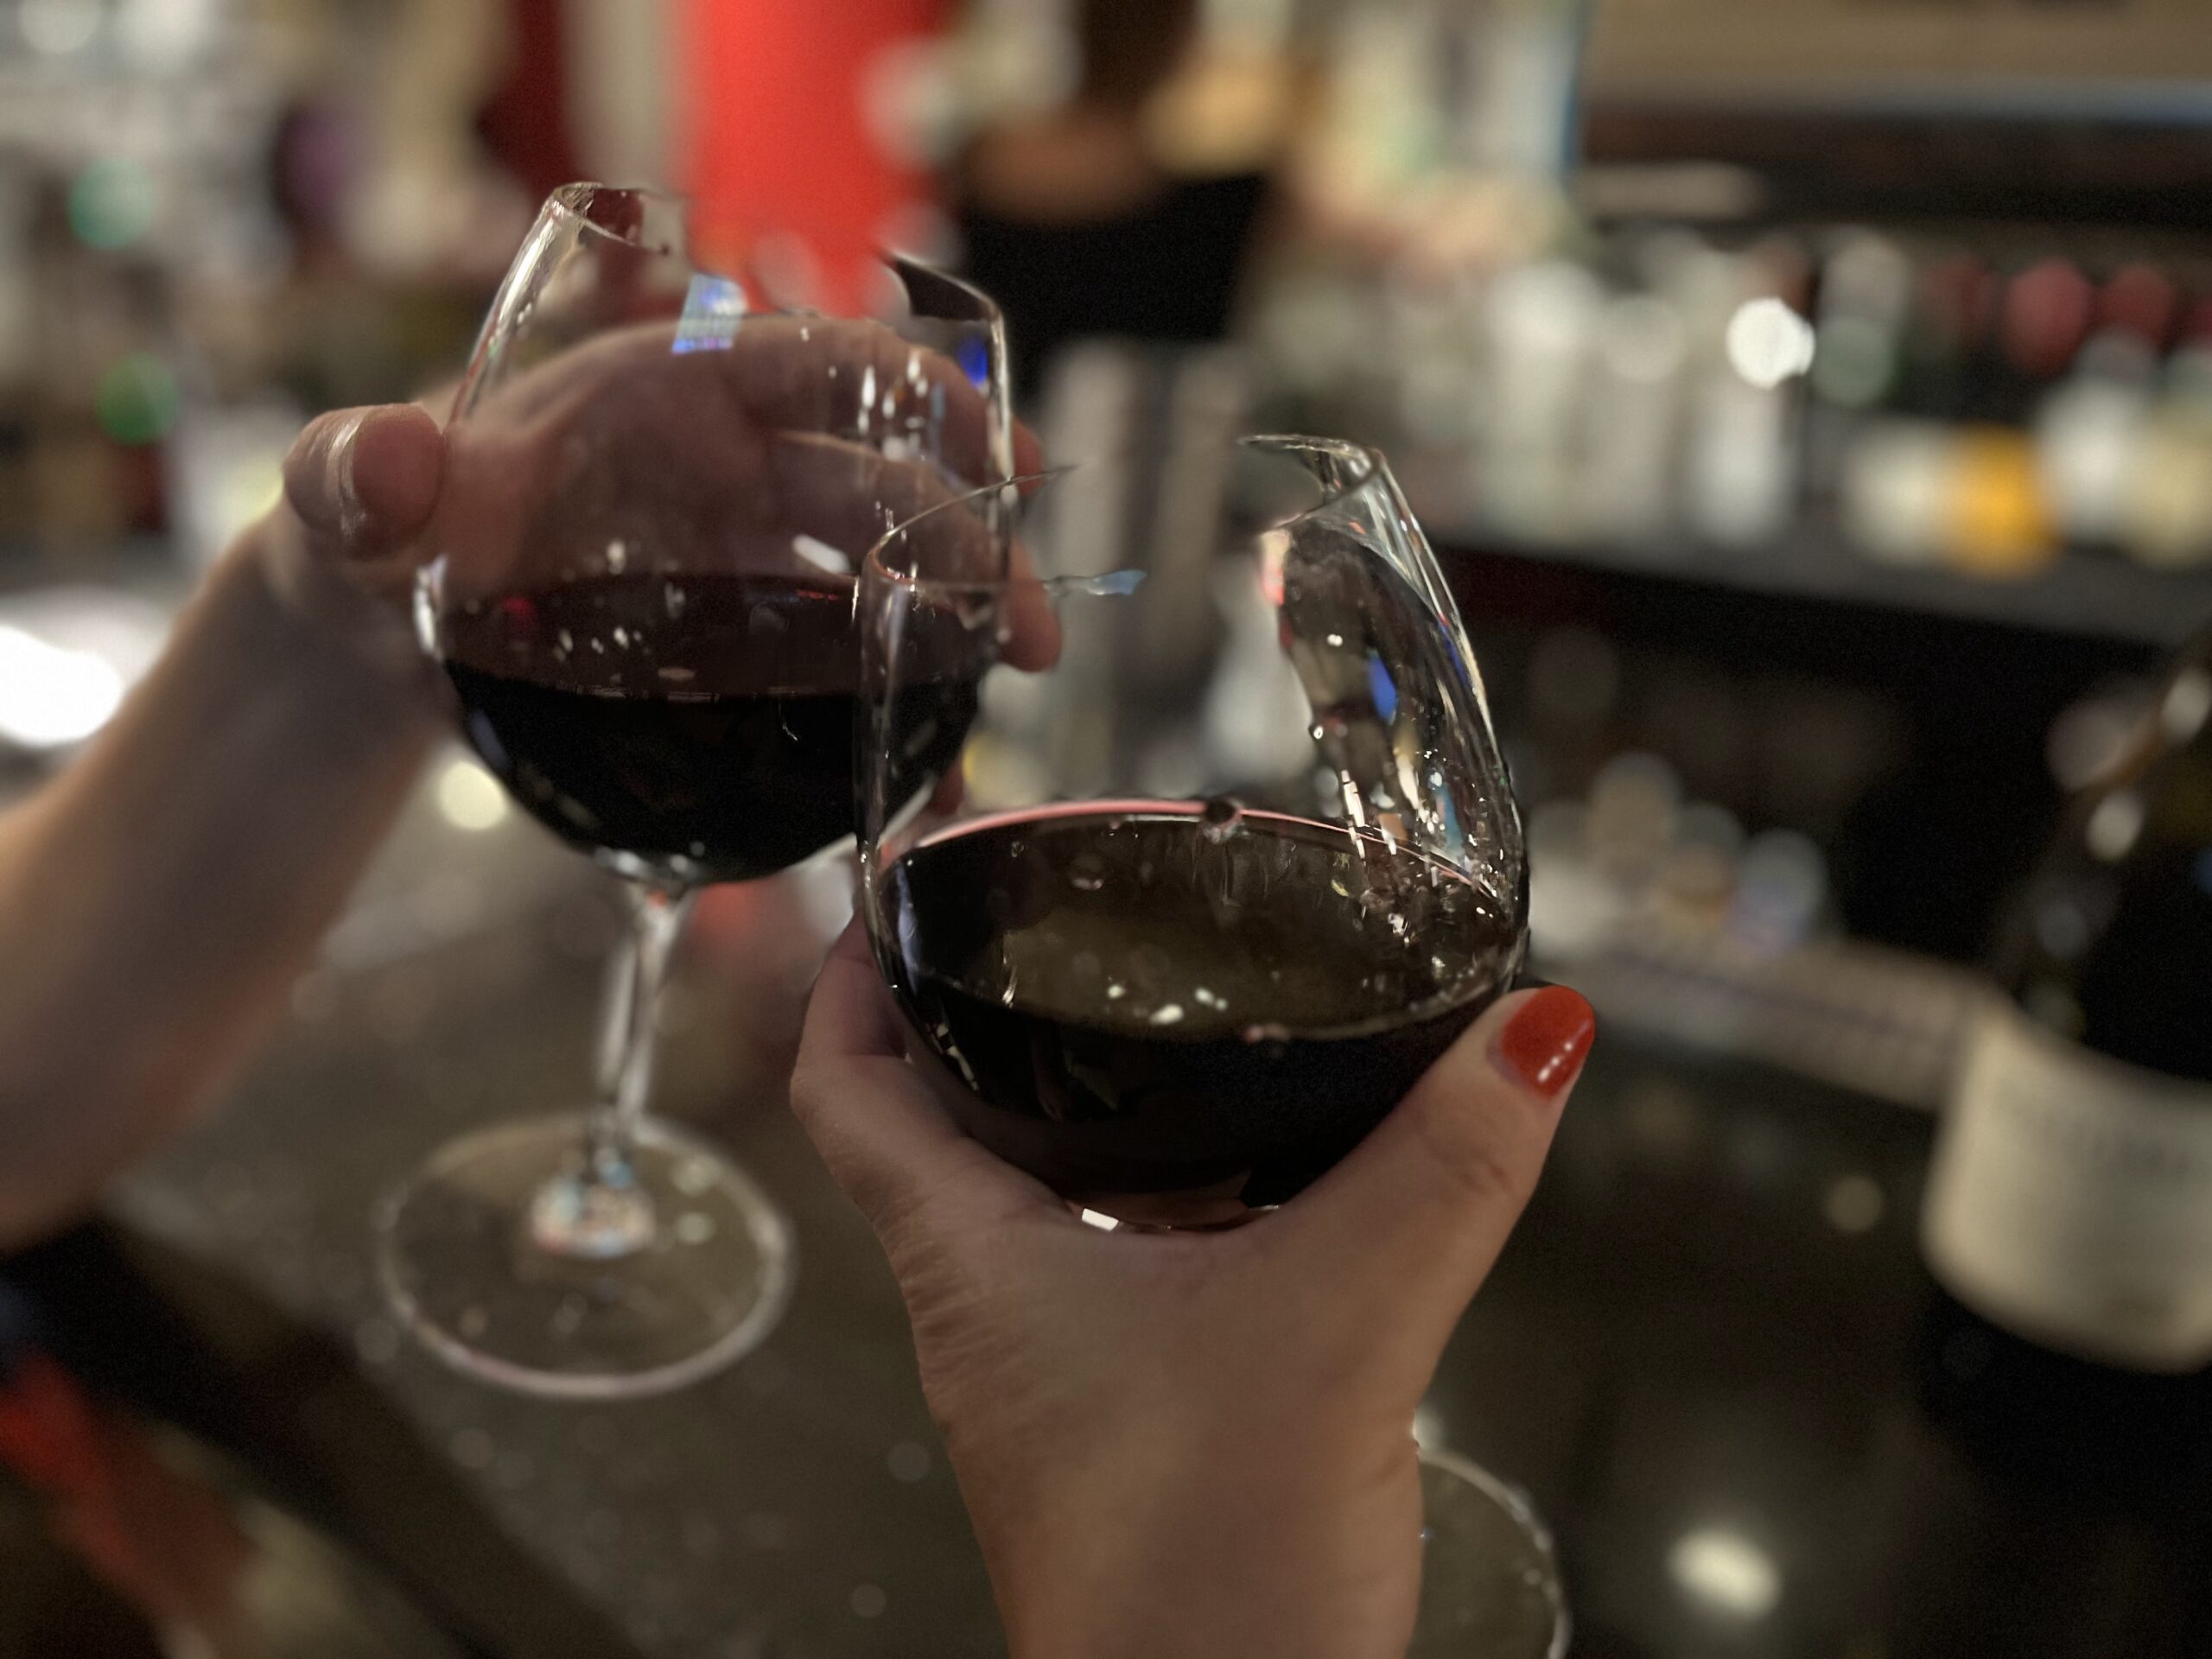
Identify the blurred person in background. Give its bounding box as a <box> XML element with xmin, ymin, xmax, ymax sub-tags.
<box><xmin>951</xmin><ymin>0</ymin><xmax>1279</xmax><ymax>396</ymax></box>
<box><xmin>0</xmin><ymin>361</ymin><xmax>1592</xmax><ymax>1656</ymax></box>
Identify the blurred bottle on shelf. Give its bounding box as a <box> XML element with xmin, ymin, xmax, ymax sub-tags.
<box><xmin>1944</xmin><ymin>426</ymin><xmax>2057</xmax><ymax>580</ymax></box>
<box><xmin>1920</xmin><ymin>629</ymin><xmax>2212</xmax><ymax>1492</ymax></box>
<box><xmin>1688</xmin><ymin>249</ymin><xmax>1808</xmax><ymax>551</ymax></box>
<box><xmin>1653</xmin><ymin>799</ymin><xmax>1742</xmax><ymax>935</ymax></box>
<box><xmin>1804</xmin><ymin>230</ymin><xmax>1911</xmax><ymax>504</ymax></box>
<box><xmin>1253</xmin><ymin>170</ymin><xmax>2212</xmax><ymax>595</ymax></box>
<box><xmin>2118</xmin><ymin>334</ymin><xmax>2212</xmax><ymax>571</ymax></box>
<box><xmin>1935</xmin><ymin>258</ymin><xmax>2090</xmax><ymax>579</ymax></box>
<box><xmin>1586</xmin><ymin>749</ymin><xmax>1680</xmax><ymax>893</ymax></box>
<box><xmin>1478</xmin><ymin>257</ymin><xmax>1600</xmax><ymax>542</ymax></box>
<box><xmin>1580</xmin><ymin>288</ymin><xmax>1685</xmax><ymax>543</ymax></box>
<box><xmin>2035</xmin><ymin>329</ymin><xmax>2159</xmax><ymax>556</ymax></box>
<box><xmin>0</xmin><ymin>0</ymin><xmax>285</xmax><ymax>567</ymax></box>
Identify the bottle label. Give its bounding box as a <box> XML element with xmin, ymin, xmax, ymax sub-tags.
<box><xmin>1923</xmin><ymin>1003</ymin><xmax>2212</xmax><ymax>1372</ymax></box>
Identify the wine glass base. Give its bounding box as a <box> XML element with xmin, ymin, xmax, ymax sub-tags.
<box><xmin>1410</xmin><ymin>1446</ymin><xmax>1569</xmax><ymax>1659</ymax></box>
<box><xmin>375</xmin><ymin>1115</ymin><xmax>795</xmax><ymax>1401</ymax></box>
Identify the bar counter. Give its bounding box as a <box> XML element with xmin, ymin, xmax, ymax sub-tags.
<box><xmin>3</xmin><ymin>763</ymin><xmax>2206</xmax><ymax>1658</ymax></box>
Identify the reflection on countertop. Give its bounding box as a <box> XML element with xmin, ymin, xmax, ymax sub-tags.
<box><xmin>1456</xmin><ymin>1039</ymin><xmax>2209</xmax><ymax>1659</ymax></box>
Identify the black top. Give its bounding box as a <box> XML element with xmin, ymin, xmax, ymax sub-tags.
<box><xmin>957</xmin><ymin>170</ymin><xmax>1271</xmax><ymax>396</ymax></box>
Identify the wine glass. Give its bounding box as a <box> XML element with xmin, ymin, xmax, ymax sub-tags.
<box><xmin>375</xmin><ymin>184</ymin><xmax>1011</xmax><ymax>1399</ymax></box>
<box><xmin>859</xmin><ymin>435</ymin><xmax>1567</xmax><ymax>1656</ymax></box>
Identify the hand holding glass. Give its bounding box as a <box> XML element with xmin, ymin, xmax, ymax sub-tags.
<box><xmin>859</xmin><ymin>436</ymin><xmax>1566</xmax><ymax>1654</ymax></box>
<box><xmin>377</xmin><ymin>184</ymin><xmax>1010</xmax><ymax>1398</ymax></box>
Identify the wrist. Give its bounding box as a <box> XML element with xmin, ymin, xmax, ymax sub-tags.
<box><xmin>977</xmin><ymin>1433</ymin><xmax>1421</xmax><ymax>1659</ymax></box>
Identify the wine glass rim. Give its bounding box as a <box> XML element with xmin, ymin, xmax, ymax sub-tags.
<box><xmin>537</xmin><ymin>185</ymin><xmax>1001</xmax><ymax>327</ymax></box>
<box><xmin>543</xmin><ymin>181</ymin><xmax>690</xmax><ymax>253</ymax></box>
<box><xmin>864</xmin><ymin>434</ymin><xmax>1384</xmax><ymax>594</ymax></box>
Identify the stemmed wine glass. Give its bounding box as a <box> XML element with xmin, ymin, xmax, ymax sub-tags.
<box><xmin>859</xmin><ymin>435</ymin><xmax>1567</xmax><ymax>1656</ymax></box>
<box><xmin>376</xmin><ymin>184</ymin><xmax>1011</xmax><ymax>1399</ymax></box>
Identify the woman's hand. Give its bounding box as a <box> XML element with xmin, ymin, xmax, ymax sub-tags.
<box><xmin>0</xmin><ymin>317</ymin><xmax>1026</xmax><ymax>1249</ymax></box>
<box><xmin>257</xmin><ymin>316</ymin><xmax>1033</xmax><ymax>689</ymax></box>
<box><xmin>791</xmin><ymin>924</ymin><xmax>1594</xmax><ymax>1659</ymax></box>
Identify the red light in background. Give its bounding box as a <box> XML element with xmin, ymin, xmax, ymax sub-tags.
<box><xmin>678</xmin><ymin>0</ymin><xmax>948</xmax><ymax>312</ymax></box>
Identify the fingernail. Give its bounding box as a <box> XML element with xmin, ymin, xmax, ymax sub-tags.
<box><xmin>1495</xmin><ymin>987</ymin><xmax>1594</xmax><ymax>1099</ymax></box>
<box><xmin>327</xmin><ymin>412</ymin><xmax>367</xmax><ymax>542</ymax></box>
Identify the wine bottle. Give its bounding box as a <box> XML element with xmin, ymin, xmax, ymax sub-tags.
<box><xmin>1919</xmin><ymin>632</ymin><xmax>2212</xmax><ymax>1491</ymax></box>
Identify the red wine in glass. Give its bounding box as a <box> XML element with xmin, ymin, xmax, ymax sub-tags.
<box><xmin>378</xmin><ymin>186</ymin><xmax>1016</xmax><ymax>1402</ymax></box>
<box><xmin>444</xmin><ymin>571</ymin><xmax>979</xmax><ymax>887</ymax></box>
<box><xmin>876</xmin><ymin>801</ymin><xmax>1522</xmax><ymax>1207</ymax></box>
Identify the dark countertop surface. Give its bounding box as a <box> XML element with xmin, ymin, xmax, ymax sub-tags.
<box><xmin>3</xmin><ymin>767</ymin><xmax>2208</xmax><ymax>1658</ymax></box>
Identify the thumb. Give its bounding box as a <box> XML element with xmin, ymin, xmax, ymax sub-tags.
<box><xmin>281</xmin><ymin>404</ymin><xmax>443</xmax><ymax>563</ymax></box>
<box><xmin>1276</xmin><ymin>985</ymin><xmax>1592</xmax><ymax>1356</ymax></box>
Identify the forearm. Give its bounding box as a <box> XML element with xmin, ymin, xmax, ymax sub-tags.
<box><xmin>988</xmin><ymin>1494</ymin><xmax>1421</xmax><ymax>1659</ymax></box>
<box><xmin>0</xmin><ymin>531</ymin><xmax>436</xmax><ymax>1248</ymax></box>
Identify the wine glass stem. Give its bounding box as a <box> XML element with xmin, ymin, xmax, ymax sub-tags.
<box><xmin>588</xmin><ymin>883</ymin><xmax>696</xmax><ymax>1175</ymax></box>
<box><xmin>526</xmin><ymin>883</ymin><xmax>696</xmax><ymax>1261</ymax></box>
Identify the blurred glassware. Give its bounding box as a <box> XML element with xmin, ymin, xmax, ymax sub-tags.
<box><xmin>2120</xmin><ymin>339</ymin><xmax>2212</xmax><ymax>570</ymax></box>
<box><xmin>2036</xmin><ymin>330</ymin><xmax>2158</xmax><ymax>553</ymax></box>
<box><xmin>1727</xmin><ymin>830</ymin><xmax>1830</xmax><ymax>959</ymax></box>
<box><xmin>1586</xmin><ymin>750</ymin><xmax>1680</xmax><ymax>892</ymax></box>
<box><xmin>1580</xmin><ymin>290</ymin><xmax>1686</xmax><ymax>543</ymax></box>
<box><xmin>1656</xmin><ymin>800</ymin><xmax>1745</xmax><ymax>933</ymax></box>
<box><xmin>1810</xmin><ymin>232</ymin><xmax>1912</xmax><ymax>416</ymax></box>
<box><xmin>1688</xmin><ymin>251</ymin><xmax>1808</xmax><ymax>550</ymax></box>
<box><xmin>1526</xmin><ymin>797</ymin><xmax>1615</xmax><ymax>963</ymax></box>
<box><xmin>1840</xmin><ymin>418</ymin><xmax>1953</xmax><ymax>568</ymax></box>
<box><xmin>1478</xmin><ymin>258</ymin><xmax>1600</xmax><ymax>543</ymax></box>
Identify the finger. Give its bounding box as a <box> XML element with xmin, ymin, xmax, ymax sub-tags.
<box><xmin>791</xmin><ymin>922</ymin><xmax>1069</xmax><ymax>1237</ymax></box>
<box><xmin>1013</xmin><ymin>423</ymin><xmax>1046</xmax><ymax>478</ymax></box>
<box><xmin>474</xmin><ymin>316</ymin><xmax>1011</xmax><ymax>492</ymax></box>
<box><xmin>998</xmin><ymin>563</ymin><xmax>1060</xmax><ymax>673</ymax></box>
<box><xmin>281</xmin><ymin>404</ymin><xmax>443</xmax><ymax>560</ymax></box>
<box><xmin>1275</xmin><ymin>986</ymin><xmax>1593</xmax><ymax>1351</ymax></box>
<box><xmin>801</xmin><ymin>917</ymin><xmax>914</xmax><ymax>1063</ymax></box>
<box><xmin>728</xmin><ymin>316</ymin><xmax>1008</xmax><ymax>490</ymax></box>
<box><xmin>765</xmin><ymin>431</ymin><xmax>982</xmax><ymax>572</ymax></box>
<box><xmin>861</xmin><ymin>474</ymin><xmax>1058</xmax><ymax>672</ymax></box>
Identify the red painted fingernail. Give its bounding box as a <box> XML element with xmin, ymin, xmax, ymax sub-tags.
<box><xmin>1496</xmin><ymin>987</ymin><xmax>1595</xmax><ymax>1099</ymax></box>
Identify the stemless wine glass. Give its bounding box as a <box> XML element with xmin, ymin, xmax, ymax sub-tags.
<box><xmin>860</xmin><ymin>436</ymin><xmax>1567</xmax><ymax>1657</ymax></box>
<box><xmin>376</xmin><ymin>183</ymin><xmax>1011</xmax><ymax>1399</ymax></box>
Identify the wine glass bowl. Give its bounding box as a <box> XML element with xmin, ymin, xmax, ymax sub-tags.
<box><xmin>378</xmin><ymin>183</ymin><xmax>1010</xmax><ymax>1398</ymax></box>
<box><xmin>861</xmin><ymin>435</ymin><xmax>1526</xmax><ymax>1227</ymax></box>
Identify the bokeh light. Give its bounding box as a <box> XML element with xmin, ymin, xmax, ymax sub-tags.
<box><xmin>68</xmin><ymin>157</ymin><xmax>158</xmax><ymax>251</ymax></box>
<box><xmin>1669</xmin><ymin>1525</ymin><xmax>1781</xmax><ymax>1619</ymax></box>
<box><xmin>0</xmin><ymin>625</ymin><xmax>125</xmax><ymax>749</ymax></box>
<box><xmin>435</xmin><ymin>757</ymin><xmax>510</xmax><ymax>832</ymax></box>
<box><xmin>95</xmin><ymin>354</ymin><xmax>181</xmax><ymax>446</ymax></box>
<box><xmin>1725</xmin><ymin>298</ymin><xmax>1817</xmax><ymax>391</ymax></box>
